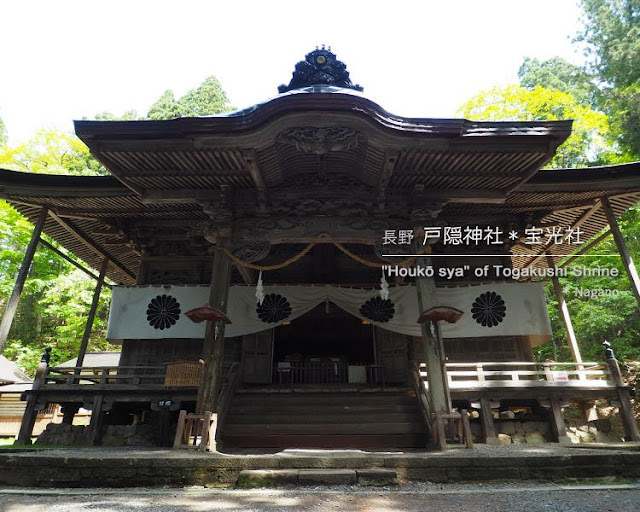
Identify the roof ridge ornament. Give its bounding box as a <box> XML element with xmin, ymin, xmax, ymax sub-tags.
<box><xmin>278</xmin><ymin>46</ymin><xmax>363</xmax><ymax>93</ymax></box>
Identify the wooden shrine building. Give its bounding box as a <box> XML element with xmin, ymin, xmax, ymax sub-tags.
<box><xmin>2</xmin><ymin>48</ymin><xmax>640</xmax><ymax>449</ymax></box>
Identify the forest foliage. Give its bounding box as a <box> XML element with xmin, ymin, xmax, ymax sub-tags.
<box><xmin>0</xmin><ymin>76</ymin><xmax>232</xmax><ymax>375</ymax></box>
<box><xmin>1</xmin><ymin>2</ymin><xmax>640</xmax><ymax>375</ymax></box>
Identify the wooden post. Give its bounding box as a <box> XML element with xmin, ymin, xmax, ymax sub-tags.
<box><xmin>460</xmin><ymin>409</ymin><xmax>474</xmax><ymax>449</ymax></box>
<box><xmin>479</xmin><ymin>396</ymin><xmax>498</xmax><ymax>444</ymax></box>
<box><xmin>15</xmin><ymin>358</ymin><xmax>48</xmax><ymax>444</ymax></box>
<box><xmin>173</xmin><ymin>410</ymin><xmax>187</xmax><ymax>449</ymax></box>
<box><xmin>197</xmin><ymin>245</ymin><xmax>232</xmax><ymax>415</ymax></box>
<box><xmin>605</xmin><ymin>356</ymin><xmax>640</xmax><ymax>441</ymax></box>
<box><xmin>60</xmin><ymin>404</ymin><xmax>80</xmax><ymax>425</ymax></box>
<box><xmin>547</xmin><ymin>255</ymin><xmax>584</xmax><ymax>373</ymax></box>
<box><xmin>0</xmin><ymin>207</ymin><xmax>48</xmax><ymax>354</ymax></box>
<box><xmin>602</xmin><ymin>196</ymin><xmax>640</xmax><ymax>308</ymax></box>
<box><xmin>414</xmin><ymin>255</ymin><xmax>449</xmax><ymax>415</ymax></box>
<box><xmin>86</xmin><ymin>395</ymin><xmax>104</xmax><ymax>445</ymax></box>
<box><xmin>549</xmin><ymin>395</ymin><xmax>571</xmax><ymax>444</ymax></box>
<box><xmin>75</xmin><ymin>257</ymin><xmax>109</xmax><ymax>374</ymax></box>
<box><xmin>433</xmin><ymin>413</ymin><xmax>447</xmax><ymax>451</ymax></box>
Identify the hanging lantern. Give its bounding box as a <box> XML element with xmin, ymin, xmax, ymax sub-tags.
<box><xmin>255</xmin><ymin>270</ymin><xmax>265</xmax><ymax>305</ymax></box>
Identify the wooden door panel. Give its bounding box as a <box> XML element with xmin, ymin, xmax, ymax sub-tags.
<box><xmin>375</xmin><ymin>327</ymin><xmax>408</xmax><ymax>384</ymax></box>
<box><xmin>242</xmin><ymin>330</ymin><xmax>273</xmax><ymax>384</ymax></box>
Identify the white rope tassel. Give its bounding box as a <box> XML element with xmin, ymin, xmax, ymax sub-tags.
<box><xmin>255</xmin><ymin>270</ymin><xmax>265</xmax><ymax>305</ymax></box>
<box><xmin>380</xmin><ymin>268</ymin><xmax>390</xmax><ymax>300</ymax></box>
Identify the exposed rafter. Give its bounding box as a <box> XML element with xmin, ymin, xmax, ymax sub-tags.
<box><xmin>521</xmin><ymin>200</ymin><xmax>602</xmax><ymax>269</ymax></box>
<box><xmin>48</xmin><ymin>211</ymin><xmax>136</xmax><ymax>282</ymax></box>
<box><xmin>243</xmin><ymin>151</ymin><xmax>268</xmax><ymax>215</ymax></box>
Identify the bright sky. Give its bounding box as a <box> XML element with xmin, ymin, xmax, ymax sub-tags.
<box><xmin>0</xmin><ymin>1</ymin><xmax>585</xmax><ymax>144</ymax></box>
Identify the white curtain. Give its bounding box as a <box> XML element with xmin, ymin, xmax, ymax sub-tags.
<box><xmin>107</xmin><ymin>282</ymin><xmax>551</xmax><ymax>342</ymax></box>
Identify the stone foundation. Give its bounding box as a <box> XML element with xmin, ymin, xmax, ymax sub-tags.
<box><xmin>2</xmin><ymin>448</ymin><xmax>640</xmax><ymax>487</ymax></box>
<box><xmin>35</xmin><ymin>422</ymin><xmax>158</xmax><ymax>447</ymax></box>
<box><xmin>35</xmin><ymin>423</ymin><xmax>90</xmax><ymax>446</ymax></box>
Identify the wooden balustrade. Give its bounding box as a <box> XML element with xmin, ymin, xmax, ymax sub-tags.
<box><xmin>411</xmin><ymin>364</ymin><xmax>432</xmax><ymax>437</ymax></box>
<box><xmin>43</xmin><ymin>366</ymin><xmax>168</xmax><ymax>387</ymax></box>
<box><xmin>417</xmin><ymin>361</ymin><xmax>612</xmax><ymax>390</ymax></box>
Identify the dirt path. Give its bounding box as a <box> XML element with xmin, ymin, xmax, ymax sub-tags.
<box><xmin>1</xmin><ymin>483</ymin><xmax>639</xmax><ymax>512</ymax></box>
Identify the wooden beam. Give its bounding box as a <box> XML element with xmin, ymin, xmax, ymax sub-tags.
<box><xmin>75</xmin><ymin>257</ymin><xmax>109</xmax><ymax>370</ymax></box>
<box><xmin>522</xmin><ymin>200</ymin><xmax>602</xmax><ymax>269</ymax></box>
<box><xmin>243</xmin><ymin>151</ymin><xmax>268</xmax><ymax>214</ymax></box>
<box><xmin>0</xmin><ymin>207</ymin><xmax>48</xmax><ymax>353</ymax></box>
<box><xmin>375</xmin><ymin>151</ymin><xmax>398</xmax><ymax>213</ymax></box>
<box><xmin>413</xmin><ymin>188</ymin><xmax>506</xmax><ymax>204</ymax></box>
<box><xmin>48</xmin><ymin>211</ymin><xmax>135</xmax><ymax>282</ymax></box>
<box><xmin>38</xmin><ymin>237</ymin><xmax>111</xmax><ymax>287</ymax></box>
<box><xmin>558</xmin><ymin>230</ymin><xmax>612</xmax><ymax>268</ymax></box>
<box><xmin>547</xmin><ymin>254</ymin><xmax>584</xmax><ymax>367</ymax></box>
<box><xmin>139</xmin><ymin>189</ymin><xmax>221</xmax><ymax>204</ymax></box>
<box><xmin>602</xmin><ymin>196</ymin><xmax>640</xmax><ymax>308</ymax></box>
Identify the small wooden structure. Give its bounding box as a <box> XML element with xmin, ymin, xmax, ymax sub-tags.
<box><xmin>173</xmin><ymin>410</ymin><xmax>217</xmax><ymax>452</ymax></box>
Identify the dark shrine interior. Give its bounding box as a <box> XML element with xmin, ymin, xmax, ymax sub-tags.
<box><xmin>273</xmin><ymin>302</ymin><xmax>375</xmax><ymax>364</ymax></box>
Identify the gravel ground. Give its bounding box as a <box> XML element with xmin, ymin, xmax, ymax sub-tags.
<box><xmin>1</xmin><ymin>483</ymin><xmax>640</xmax><ymax>512</ymax></box>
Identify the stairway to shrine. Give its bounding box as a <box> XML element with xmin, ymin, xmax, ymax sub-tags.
<box><xmin>221</xmin><ymin>389</ymin><xmax>429</xmax><ymax>450</ymax></box>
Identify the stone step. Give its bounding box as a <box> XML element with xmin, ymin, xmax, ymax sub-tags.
<box><xmin>236</xmin><ymin>468</ymin><xmax>397</xmax><ymax>487</ymax></box>
<box><xmin>229</xmin><ymin>404</ymin><xmax>419</xmax><ymax>416</ymax></box>
<box><xmin>224</xmin><ymin>422</ymin><xmax>426</xmax><ymax>435</ymax></box>
<box><xmin>232</xmin><ymin>393</ymin><xmax>416</xmax><ymax>406</ymax></box>
<box><xmin>226</xmin><ymin>412</ymin><xmax>424</xmax><ymax>424</ymax></box>
<box><xmin>223</xmin><ymin>433</ymin><xmax>427</xmax><ymax>448</ymax></box>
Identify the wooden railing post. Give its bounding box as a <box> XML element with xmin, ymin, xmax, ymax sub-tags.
<box><xmin>604</xmin><ymin>342</ymin><xmax>640</xmax><ymax>441</ymax></box>
<box><xmin>173</xmin><ymin>410</ymin><xmax>187</xmax><ymax>449</ymax></box>
<box><xmin>16</xmin><ymin>357</ymin><xmax>49</xmax><ymax>445</ymax></box>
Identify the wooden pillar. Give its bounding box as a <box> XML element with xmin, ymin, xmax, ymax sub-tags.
<box><xmin>605</xmin><ymin>355</ymin><xmax>640</xmax><ymax>441</ymax></box>
<box><xmin>415</xmin><ymin>255</ymin><xmax>449</xmax><ymax>415</ymax></box>
<box><xmin>16</xmin><ymin>359</ymin><xmax>48</xmax><ymax>444</ymax></box>
<box><xmin>479</xmin><ymin>396</ymin><xmax>498</xmax><ymax>444</ymax></box>
<box><xmin>602</xmin><ymin>196</ymin><xmax>640</xmax><ymax>308</ymax></box>
<box><xmin>197</xmin><ymin>245</ymin><xmax>232</xmax><ymax>415</ymax></box>
<box><xmin>76</xmin><ymin>257</ymin><xmax>109</xmax><ymax>371</ymax></box>
<box><xmin>546</xmin><ymin>255</ymin><xmax>584</xmax><ymax>371</ymax></box>
<box><xmin>549</xmin><ymin>395</ymin><xmax>571</xmax><ymax>444</ymax></box>
<box><xmin>86</xmin><ymin>395</ymin><xmax>104</xmax><ymax>445</ymax></box>
<box><xmin>60</xmin><ymin>404</ymin><xmax>81</xmax><ymax>425</ymax></box>
<box><xmin>0</xmin><ymin>207</ymin><xmax>48</xmax><ymax>354</ymax></box>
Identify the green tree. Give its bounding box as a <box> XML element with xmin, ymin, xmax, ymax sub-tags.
<box><xmin>518</xmin><ymin>57</ymin><xmax>599</xmax><ymax>106</ymax></box>
<box><xmin>93</xmin><ymin>110</ymin><xmax>140</xmax><ymax>121</ymax></box>
<box><xmin>0</xmin><ymin>130</ymin><xmax>112</xmax><ymax>373</ymax></box>
<box><xmin>1</xmin><ymin>75</ymin><xmax>234</xmax><ymax>373</ymax></box>
<box><xmin>576</xmin><ymin>0</ymin><xmax>640</xmax><ymax>157</ymax></box>
<box><xmin>0</xmin><ymin>128</ymin><xmax>107</xmax><ymax>176</ymax></box>
<box><xmin>147</xmin><ymin>76</ymin><xmax>233</xmax><ymax>119</ymax></box>
<box><xmin>457</xmin><ymin>85</ymin><xmax>611</xmax><ymax>168</ymax></box>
